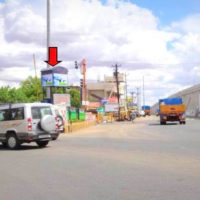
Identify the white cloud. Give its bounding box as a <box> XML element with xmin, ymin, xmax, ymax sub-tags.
<box><xmin>0</xmin><ymin>0</ymin><xmax>199</xmax><ymax>105</ymax></box>
<box><xmin>171</xmin><ymin>14</ymin><xmax>200</xmax><ymax>34</ymax></box>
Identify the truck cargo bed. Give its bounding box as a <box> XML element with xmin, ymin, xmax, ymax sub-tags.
<box><xmin>160</xmin><ymin>104</ymin><xmax>186</xmax><ymax>114</ymax></box>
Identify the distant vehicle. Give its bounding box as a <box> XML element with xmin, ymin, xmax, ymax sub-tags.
<box><xmin>159</xmin><ymin>98</ymin><xmax>186</xmax><ymax>125</ymax></box>
<box><xmin>0</xmin><ymin>103</ymin><xmax>59</xmax><ymax>149</ymax></box>
<box><xmin>142</xmin><ymin>105</ymin><xmax>151</xmax><ymax>116</ymax></box>
<box><xmin>139</xmin><ymin>110</ymin><xmax>145</xmax><ymax>117</ymax></box>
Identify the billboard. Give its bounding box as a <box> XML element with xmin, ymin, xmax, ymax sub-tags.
<box><xmin>41</xmin><ymin>74</ymin><xmax>53</xmax><ymax>87</ymax></box>
<box><xmin>41</xmin><ymin>73</ymin><xmax>68</xmax><ymax>87</ymax></box>
<box><xmin>53</xmin><ymin>73</ymin><xmax>68</xmax><ymax>87</ymax></box>
<box><xmin>41</xmin><ymin>66</ymin><xmax>68</xmax><ymax>87</ymax></box>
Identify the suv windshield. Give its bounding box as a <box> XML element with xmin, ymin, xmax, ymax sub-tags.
<box><xmin>31</xmin><ymin>107</ymin><xmax>52</xmax><ymax>119</ymax></box>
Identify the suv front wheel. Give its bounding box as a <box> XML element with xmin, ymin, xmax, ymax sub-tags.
<box><xmin>6</xmin><ymin>133</ymin><xmax>21</xmax><ymax>149</ymax></box>
<box><xmin>36</xmin><ymin>141</ymin><xmax>49</xmax><ymax>148</ymax></box>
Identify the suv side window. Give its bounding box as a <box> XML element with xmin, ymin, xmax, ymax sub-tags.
<box><xmin>10</xmin><ymin>108</ymin><xmax>24</xmax><ymax>120</ymax></box>
<box><xmin>31</xmin><ymin>107</ymin><xmax>52</xmax><ymax>119</ymax></box>
<box><xmin>0</xmin><ymin>111</ymin><xmax>4</xmax><ymax>121</ymax></box>
<box><xmin>0</xmin><ymin>109</ymin><xmax>10</xmax><ymax>121</ymax></box>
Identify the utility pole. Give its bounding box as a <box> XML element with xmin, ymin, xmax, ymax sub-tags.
<box><xmin>143</xmin><ymin>76</ymin><xmax>145</xmax><ymax>107</ymax></box>
<box><xmin>33</xmin><ymin>54</ymin><xmax>37</xmax><ymax>78</ymax></box>
<box><xmin>47</xmin><ymin>0</ymin><xmax>50</xmax><ymax>68</ymax></box>
<box><xmin>46</xmin><ymin>0</ymin><xmax>51</xmax><ymax>101</ymax></box>
<box><xmin>113</xmin><ymin>64</ymin><xmax>121</xmax><ymax>120</ymax></box>
<box><xmin>81</xmin><ymin>59</ymin><xmax>87</xmax><ymax>110</ymax></box>
<box><xmin>33</xmin><ymin>54</ymin><xmax>39</xmax><ymax>101</ymax></box>
<box><xmin>131</xmin><ymin>91</ymin><xmax>134</xmax><ymax>105</ymax></box>
<box><xmin>125</xmin><ymin>73</ymin><xmax>128</xmax><ymax>110</ymax></box>
<box><xmin>136</xmin><ymin>87</ymin><xmax>140</xmax><ymax>112</ymax></box>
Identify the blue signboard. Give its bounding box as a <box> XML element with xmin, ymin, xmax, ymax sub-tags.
<box><xmin>42</xmin><ymin>74</ymin><xmax>53</xmax><ymax>87</ymax></box>
<box><xmin>41</xmin><ymin>66</ymin><xmax>68</xmax><ymax>87</ymax></box>
<box><xmin>53</xmin><ymin>73</ymin><xmax>68</xmax><ymax>87</ymax></box>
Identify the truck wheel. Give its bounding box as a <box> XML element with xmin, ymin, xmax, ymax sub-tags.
<box><xmin>6</xmin><ymin>133</ymin><xmax>20</xmax><ymax>150</ymax></box>
<box><xmin>161</xmin><ymin>121</ymin><xmax>166</xmax><ymax>125</ymax></box>
<box><xmin>183</xmin><ymin>121</ymin><xmax>186</xmax><ymax>125</ymax></box>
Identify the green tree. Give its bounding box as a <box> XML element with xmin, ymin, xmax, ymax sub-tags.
<box><xmin>69</xmin><ymin>88</ymin><xmax>81</xmax><ymax>108</ymax></box>
<box><xmin>20</xmin><ymin>76</ymin><xmax>43</xmax><ymax>102</ymax></box>
<box><xmin>0</xmin><ymin>86</ymin><xmax>28</xmax><ymax>103</ymax></box>
<box><xmin>8</xmin><ymin>87</ymin><xmax>28</xmax><ymax>103</ymax></box>
<box><xmin>0</xmin><ymin>86</ymin><xmax>10</xmax><ymax>103</ymax></box>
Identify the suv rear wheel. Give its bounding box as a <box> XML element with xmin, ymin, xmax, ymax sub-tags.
<box><xmin>6</xmin><ymin>133</ymin><xmax>20</xmax><ymax>149</ymax></box>
<box><xmin>36</xmin><ymin>141</ymin><xmax>49</xmax><ymax>148</ymax></box>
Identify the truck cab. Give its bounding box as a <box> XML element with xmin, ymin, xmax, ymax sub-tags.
<box><xmin>159</xmin><ymin>98</ymin><xmax>186</xmax><ymax>125</ymax></box>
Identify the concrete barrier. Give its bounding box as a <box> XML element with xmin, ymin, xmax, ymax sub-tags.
<box><xmin>64</xmin><ymin>121</ymin><xmax>96</xmax><ymax>133</ymax></box>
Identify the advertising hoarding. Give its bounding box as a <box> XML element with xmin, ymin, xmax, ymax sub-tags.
<box><xmin>41</xmin><ymin>74</ymin><xmax>53</xmax><ymax>87</ymax></box>
<box><xmin>41</xmin><ymin>66</ymin><xmax>68</xmax><ymax>87</ymax></box>
<box><xmin>53</xmin><ymin>73</ymin><xmax>68</xmax><ymax>87</ymax></box>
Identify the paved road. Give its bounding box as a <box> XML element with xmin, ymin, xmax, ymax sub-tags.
<box><xmin>0</xmin><ymin>116</ymin><xmax>200</xmax><ymax>200</ymax></box>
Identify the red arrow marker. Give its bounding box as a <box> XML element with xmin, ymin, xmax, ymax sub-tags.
<box><xmin>45</xmin><ymin>47</ymin><xmax>62</xmax><ymax>67</ymax></box>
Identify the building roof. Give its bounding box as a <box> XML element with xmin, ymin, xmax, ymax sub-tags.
<box><xmin>170</xmin><ymin>84</ymin><xmax>200</xmax><ymax>97</ymax></box>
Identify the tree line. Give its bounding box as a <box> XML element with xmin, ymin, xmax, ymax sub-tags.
<box><xmin>0</xmin><ymin>76</ymin><xmax>81</xmax><ymax>107</ymax></box>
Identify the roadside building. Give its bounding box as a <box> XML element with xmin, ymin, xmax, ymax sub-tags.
<box><xmin>87</xmin><ymin>73</ymin><xmax>125</xmax><ymax>109</ymax></box>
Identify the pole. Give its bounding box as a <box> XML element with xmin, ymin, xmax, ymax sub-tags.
<box><xmin>81</xmin><ymin>59</ymin><xmax>87</xmax><ymax>110</ymax></box>
<box><xmin>131</xmin><ymin>92</ymin><xmax>134</xmax><ymax>104</ymax></box>
<box><xmin>33</xmin><ymin>54</ymin><xmax>39</xmax><ymax>100</ymax></box>
<box><xmin>136</xmin><ymin>87</ymin><xmax>140</xmax><ymax>112</ymax></box>
<box><xmin>33</xmin><ymin>54</ymin><xmax>37</xmax><ymax>78</ymax></box>
<box><xmin>46</xmin><ymin>0</ymin><xmax>51</xmax><ymax>101</ymax></box>
<box><xmin>125</xmin><ymin>73</ymin><xmax>128</xmax><ymax>110</ymax></box>
<box><xmin>114</xmin><ymin>64</ymin><xmax>120</xmax><ymax>120</ymax></box>
<box><xmin>143</xmin><ymin>76</ymin><xmax>145</xmax><ymax>107</ymax></box>
<box><xmin>47</xmin><ymin>0</ymin><xmax>50</xmax><ymax>67</ymax></box>
<box><xmin>83</xmin><ymin>67</ymin><xmax>86</xmax><ymax>107</ymax></box>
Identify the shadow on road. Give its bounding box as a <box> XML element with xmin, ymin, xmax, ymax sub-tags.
<box><xmin>0</xmin><ymin>144</ymin><xmax>50</xmax><ymax>151</ymax></box>
<box><xmin>149</xmin><ymin>123</ymin><xmax>178</xmax><ymax>126</ymax></box>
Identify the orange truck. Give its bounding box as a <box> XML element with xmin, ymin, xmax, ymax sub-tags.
<box><xmin>159</xmin><ymin>98</ymin><xmax>186</xmax><ymax>125</ymax></box>
<box><xmin>142</xmin><ymin>105</ymin><xmax>151</xmax><ymax>116</ymax></box>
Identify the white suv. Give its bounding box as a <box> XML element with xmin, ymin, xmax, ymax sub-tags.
<box><xmin>0</xmin><ymin>103</ymin><xmax>59</xmax><ymax>149</ymax></box>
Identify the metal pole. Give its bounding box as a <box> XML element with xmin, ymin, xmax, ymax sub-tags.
<box><xmin>125</xmin><ymin>73</ymin><xmax>128</xmax><ymax>110</ymax></box>
<box><xmin>46</xmin><ymin>0</ymin><xmax>51</xmax><ymax>101</ymax></box>
<box><xmin>33</xmin><ymin>54</ymin><xmax>37</xmax><ymax>78</ymax></box>
<box><xmin>33</xmin><ymin>54</ymin><xmax>39</xmax><ymax>100</ymax></box>
<box><xmin>131</xmin><ymin>91</ymin><xmax>134</xmax><ymax>104</ymax></box>
<box><xmin>143</xmin><ymin>76</ymin><xmax>145</xmax><ymax>107</ymax></box>
<box><xmin>83</xmin><ymin>68</ymin><xmax>86</xmax><ymax>107</ymax></box>
<box><xmin>136</xmin><ymin>87</ymin><xmax>140</xmax><ymax>112</ymax></box>
<box><xmin>47</xmin><ymin>0</ymin><xmax>50</xmax><ymax>67</ymax></box>
<box><xmin>81</xmin><ymin>59</ymin><xmax>87</xmax><ymax>110</ymax></box>
<box><xmin>114</xmin><ymin>64</ymin><xmax>120</xmax><ymax>120</ymax></box>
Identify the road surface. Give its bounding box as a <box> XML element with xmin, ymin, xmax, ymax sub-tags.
<box><xmin>0</xmin><ymin>116</ymin><xmax>200</xmax><ymax>200</ymax></box>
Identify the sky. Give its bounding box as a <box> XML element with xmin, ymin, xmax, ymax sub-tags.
<box><xmin>0</xmin><ymin>0</ymin><xmax>200</xmax><ymax>105</ymax></box>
